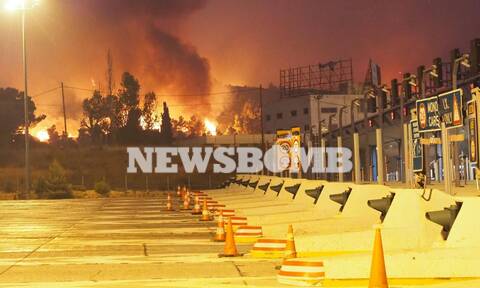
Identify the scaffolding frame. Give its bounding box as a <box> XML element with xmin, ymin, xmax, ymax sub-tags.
<box><xmin>280</xmin><ymin>58</ymin><xmax>354</xmax><ymax>98</ymax></box>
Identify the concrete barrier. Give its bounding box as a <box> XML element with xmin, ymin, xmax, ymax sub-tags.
<box><xmin>207</xmin><ymin>175</ymin><xmax>258</xmax><ymax>199</ymax></box>
<box><xmin>210</xmin><ymin>176</ymin><xmax>276</xmax><ymax>203</ymax></box>
<box><xmin>248</xmin><ymin>183</ymin><xmax>386</xmax><ymax>238</ymax></box>
<box><xmin>306</xmin><ymin>191</ymin><xmax>480</xmax><ymax>279</ymax></box>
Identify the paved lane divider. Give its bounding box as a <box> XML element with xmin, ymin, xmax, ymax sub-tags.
<box><xmin>228</xmin><ymin>216</ymin><xmax>248</xmax><ymax>230</ymax></box>
<box><xmin>215</xmin><ymin>209</ymin><xmax>235</xmax><ymax>217</ymax></box>
<box><xmin>234</xmin><ymin>225</ymin><xmax>263</xmax><ymax>243</ymax></box>
<box><xmin>277</xmin><ymin>259</ymin><xmax>325</xmax><ymax>286</ymax></box>
<box><xmin>250</xmin><ymin>239</ymin><xmax>287</xmax><ymax>258</ymax></box>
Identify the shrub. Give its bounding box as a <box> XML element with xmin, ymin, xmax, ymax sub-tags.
<box><xmin>71</xmin><ymin>185</ymin><xmax>87</xmax><ymax>191</ymax></box>
<box><xmin>36</xmin><ymin>160</ymin><xmax>73</xmax><ymax>199</ymax></box>
<box><xmin>34</xmin><ymin>177</ymin><xmax>48</xmax><ymax>197</ymax></box>
<box><xmin>95</xmin><ymin>179</ymin><xmax>111</xmax><ymax>196</ymax></box>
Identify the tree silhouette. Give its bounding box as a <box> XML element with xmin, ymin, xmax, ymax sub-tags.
<box><xmin>81</xmin><ymin>90</ymin><xmax>108</xmax><ymax>143</ymax></box>
<box><xmin>116</xmin><ymin>72</ymin><xmax>142</xmax><ymax>144</ymax></box>
<box><xmin>0</xmin><ymin>87</ymin><xmax>44</xmax><ymax>145</ymax></box>
<box><xmin>160</xmin><ymin>102</ymin><xmax>173</xmax><ymax>144</ymax></box>
<box><xmin>119</xmin><ymin>72</ymin><xmax>140</xmax><ymax>111</ymax></box>
<box><xmin>142</xmin><ymin>92</ymin><xmax>158</xmax><ymax>130</ymax></box>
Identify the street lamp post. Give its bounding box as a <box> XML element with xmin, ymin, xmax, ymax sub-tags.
<box><xmin>363</xmin><ymin>88</ymin><xmax>375</xmax><ymax>182</ymax></box>
<box><xmin>21</xmin><ymin>6</ymin><xmax>29</xmax><ymax>199</ymax></box>
<box><xmin>338</xmin><ymin>105</ymin><xmax>347</xmax><ymax>139</ymax></box>
<box><xmin>421</xmin><ymin>65</ymin><xmax>439</xmax><ymax>184</ymax></box>
<box><xmin>401</xmin><ymin>74</ymin><xmax>417</xmax><ymax>186</ymax></box>
<box><xmin>4</xmin><ymin>0</ymin><xmax>39</xmax><ymax>198</ymax></box>
<box><xmin>350</xmin><ymin>98</ymin><xmax>360</xmax><ymax>134</ymax></box>
<box><xmin>450</xmin><ymin>53</ymin><xmax>470</xmax><ymax>189</ymax></box>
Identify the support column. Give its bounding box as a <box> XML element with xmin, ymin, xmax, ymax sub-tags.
<box><xmin>441</xmin><ymin>123</ymin><xmax>452</xmax><ymax>195</ymax></box>
<box><xmin>376</xmin><ymin>128</ymin><xmax>384</xmax><ymax>184</ymax></box>
<box><xmin>403</xmin><ymin>123</ymin><xmax>411</xmax><ymax>186</ymax></box>
<box><xmin>337</xmin><ymin>136</ymin><xmax>343</xmax><ymax>182</ymax></box>
<box><xmin>321</xmin><ymin>138</ymin><xmax>326</xmax><ymax>180</ymax></box>
<box><xmin>353</xmin><ymin>133</ymin><xmax>361</xmax><ymax>184</ymax></box>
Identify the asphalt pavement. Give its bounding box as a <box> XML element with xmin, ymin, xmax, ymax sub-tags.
<box><xmin>0</xmin><ymin>196</ymin><xmax>281</xmax><ymax>287</ymax></box>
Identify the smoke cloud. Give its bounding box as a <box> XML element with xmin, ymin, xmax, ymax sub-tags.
<box><xmin>32</xmin><ymin>0</ymin><xmax>212</xmax><ymax>124</ymax></box>
<box><xmin>85</xmin><ymin>0</ymin><xmax>212</xmax><ymax>103</ymax></box>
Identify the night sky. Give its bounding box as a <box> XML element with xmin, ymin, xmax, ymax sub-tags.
<box><xmin>1</xmin><ymin>0</ymin><xmax>479</xmax><ymax>134</ymax></box>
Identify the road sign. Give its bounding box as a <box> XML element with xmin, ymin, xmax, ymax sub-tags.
<box><xmin>420</xmin><ymin>138</ymin><xmax>441</xmax><ymax>145</ymax></box>
<box><xmin>411</xmin><ymin>120</ymin><xmax>423</xmax><ymax>172</ymax></box>
<box><xmin>417</xmin><ymin>96</ymin><xmax>440</xmax><ymax>132</ymax></box>
<box><xmin>438</xmin><ymin>89</ymin><xmax>463</xmax><ymax>129</ymax></box>
<box><xmin>449</xmin><ymin>134</ymin><xmax>465</xmax><ymax>142</ymax></box>
<box><xmin>290</xmin><ymin>127</ymin><xmax>301</xmax><ymax>172</ymax></box>
<box><xmin>467</xmin><ymin>99</ymin><xmax>478</xmax><ymax>163</ymax></box>
<box><xmin>276</xmin><ymin>129</ymin><xmax>292</xmax><ymax>170</ymax></box>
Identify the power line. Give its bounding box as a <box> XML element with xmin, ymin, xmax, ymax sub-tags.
<box><xmin>62</xmin><ymin>84</ymin><xmax>259</xmax><ymax>97</ymax></box>
<box><xmin>63</xmin><ymin>85</ymin><xmax>103</xmax><ymax>93</ymax></box>
<box><xmin>32</xmin><ymin>86</ymin><xmax>60</xmax><ymax>97</ymax></box>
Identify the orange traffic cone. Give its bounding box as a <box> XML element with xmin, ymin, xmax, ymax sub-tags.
<box><xmin>368</xmin><ymin>228</ymin><xmax>388</xmax><ymax>288</ymax></box>
<box><xmin>213</xmin><ymin>211</ymin><xmax>226</xmax><ymax>242</ymax></box>
<box><xmin>200</xmin><ymin>199</ymin><xmax>211</xmax><ymax>221</ymax></box>
<box><xmin>284</xmin><ymin>224</ymin><xmax>297</xmax><ymax>259</ymax></box>
<box><xmin>165</xmin><ymin>193</ymin><xmax>174</xmax><ymax>211</ymax></box>
<box><xmin>191</xmin><ymin>195</ymin><xmax>201</xmax><ymax>215</ymax></box>
<box><xmin>218</xmin><ymin>218</ymin><xmax>241</xmax><ymax>257</ymax></box>
<box><xmin>181</xmin><ymin>193</ymin><xmax>190</xmax><ymax>210</ymax></box>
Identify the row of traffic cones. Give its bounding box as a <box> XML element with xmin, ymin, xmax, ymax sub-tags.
<box><xmin>170</xmin><ymin>185</ymin><xmax>388</xmax><ymax>287</ymax></box>
<box><xmin>166</xmin><ymin>187</ymin><xmax>219</xmax><ymax>222</ymax></box>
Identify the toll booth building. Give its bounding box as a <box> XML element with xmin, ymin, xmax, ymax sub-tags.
<box><xmin>262</xmin><ymin>93</ymin><xmax>406</xmax><ymax>182</ymax></box>
<box><xmin>262</xmin><ymin>94</ymin><xmax>359</xmax><ymax>137</ymax></box>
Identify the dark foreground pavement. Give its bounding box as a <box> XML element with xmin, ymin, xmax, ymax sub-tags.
<box><xmin>0</xmin><ymin>197</ymin><xmax>281</xmax><ymax>287</ymax></box>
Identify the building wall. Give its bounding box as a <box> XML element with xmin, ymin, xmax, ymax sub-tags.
<box><xmin>263</xmin><ymin>94</ymin><xmax>362</xmax><ymax>135</ymax></box>
<box><xmin>175</xmin><ymin>134</ymin><xmax>276</xmax><ymax>146</ymax></box>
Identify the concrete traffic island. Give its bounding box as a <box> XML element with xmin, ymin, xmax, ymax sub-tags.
<box><xmin>203</xmin><ymin>175</ymin><xmax>480</xmax><ymax>286</ymax></box>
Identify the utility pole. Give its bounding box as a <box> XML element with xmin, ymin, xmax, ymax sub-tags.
<box><xmin>61</xmin><ymin>82</ymin><xmax>68</xmax><ymax>136</ymax></box>
<box><xmin>22</xmin><ymin>9</ymin><xmax>30</xmax><ymax>199</ymax></box>
<box><xmin>363</xmin><ymin>90</ymin><xmax>370</xmax><ymax>182</ymax></box>
<box><xmin>259</xmin><ymin>85</ymin><xmax>265</xmax><ymax>175</ymax></box>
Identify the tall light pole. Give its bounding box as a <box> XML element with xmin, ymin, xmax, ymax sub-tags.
<box><xmin>4</xmin><ymin>0</ymin><xmax>39</xmax><ymax>198</ymax></box>
<box><xmin>363</xmin><ymin>88</ymin><xmax>375</xmax><ymax>182</ymax></box>
<box><xmin>350</xmin><ymin>98</ymin><xmax>360</xmax><ymax>134</ymax></box>
<box><xmin>451</xmin><ymin>53</ymin><xmax>470</xmax><ymax>188</ymax></box>
<box><xmin>401</xmin><ymin>74</ymin><xmax>417</xmax><ymax>185</ymax></box>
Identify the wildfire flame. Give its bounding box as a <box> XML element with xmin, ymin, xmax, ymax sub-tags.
<box><xmin>36</xmin><ymin>130</ymin><xmax>50</xmax><ymax>142</ymax></box>
<box><xmin>204</xmin><ymin>118</ymin><xmax>217</xmax><ymax>136</ymax></box>
<box><xmin>139</xmin><ymin>116</ymin><xmax>161</xmax><ymax>131</ymax></box>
